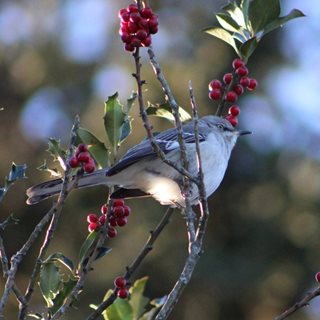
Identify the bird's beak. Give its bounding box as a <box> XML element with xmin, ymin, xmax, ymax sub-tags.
<box><xmin>236</xmin><ymin>129</ymin><xmax>252</xmax><ymax>136</ymax></box>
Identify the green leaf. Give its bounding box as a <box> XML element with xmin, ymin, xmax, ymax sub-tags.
<box><xmin>78</xmin><ymin>231</ymin><xmax>98</xmax><ymax>267</ymax></box>
<box><xmin>39</xmin><ymin>262</ymin><xmax>63</xmax><ymax>307</ymax></box>
<box><xmin>203</xmin><ymin>27</ymin><xmax>239</xmax><ymax>55</ymax></box>
<box><xmin>105</xmin><ymin>298</ymin><xmax>133</xmax><ymax>320</ymax></box>
<box><xmin>51</xmin><ymin>277</ymin><xmax>77</xmax><ymax>315</ymax></box>
<box><xmin>124</xmin><ymin>92</ymin><xmax>137</xmax><ymax>114</ymax></box>
<box><xmin>146</xmin><ymin>102</ymin><xmax>191</xmax><ymax>125</ymax></box>
<box><xmin>95</xmin><ymin>247</ymin><xmax>112</xmax><ymax>261</ymax></box>
<box><xmin>239</xmin><ymin>37</ymin><xmax>259</xmax><ymax>61</ymax></box>
<box><xmin>240</xmin><ymin>0</ymin><xmax>251</xmax><ymax>30</ymax></box>
<box><xmin>216</xmin><ymin>13</ymin><xmax>241</xmax><ymax>33</ymax></box>
<box><xmin>248</xmin><ymin>0</ymin><xmax>280</xmax><ymax>33</ymax></box>
<box><xmin>76</xmin><ymin>127</ymin><xmax>109</xmax><ymax>168</ymax></box>
<box><xmin>262</xmin><ymin>9</ymin><xmax>305</xmax><ymax>36</ymax></box>
<box><xmin>103</xmin><ymin>93</ymin><xmax>126</xmax><ymax>149</ymax></box>
<box><xmin>47</xmin><ymin>138</ymin><xmax>67</xmax><ymax>162</ymax></box>
<box><xmin>222</xmin><ymin>2</ymin><xmax>246</xmax><ymax>28</ymax></box>
<box><xmin>45</xmin><ymin>252</ymin><xmax>74</xmax><ymax>273</ymax></box>
<box><xmin>139</xmin><ymin>307</ymin><xmax>160</xmax><ymax>320</ymax></box>
<box><xmin>129</xmin><ymin>277</ymin><xmax>149</xmax><ymax>319</ymax></box>
<box><xmin>37</xmin><ymin>160</ymin><xmax>61</xmax><ymax>177</ymax></box>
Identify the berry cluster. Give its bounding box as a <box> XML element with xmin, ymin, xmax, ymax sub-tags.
<box><xmin>208</xmin><ymin>58</ymin><xmax>258</xmax><ymax>127</ymax></box>
<box><xmin>69</xmin><ymin>144</ymin><xmax>96</xmax><ymax>173</ymax></box>
<box><xmin>114</xmin><ymin>276</ymin><xmax>129</xmax><ymax>299</ymax></box>
<box><xmin>87</xmin><ymin>199</ymin><xmax>131</xmax><ymax>238</ymax></box>
<box><xmin>118</xmin><ymin>3</ymin><xmax>158</xmax><ymax>52</ymax></box>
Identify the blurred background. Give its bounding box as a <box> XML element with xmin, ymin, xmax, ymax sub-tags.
<box><xmin>0</xmin><ymin>0</ymin><xmax>320</xmax><ymax>319</ymax></box>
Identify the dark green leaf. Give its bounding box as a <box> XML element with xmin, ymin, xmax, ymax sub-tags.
<box><xmin>105</xmin><ymin>298</ymin><xmax>133</xmax><ymax>320</ymax></box>
<box><xmin>51</xmin><ymin>277</ymin><xmax>77</xmax><ymax>315</ymax></box>
<box><xmin>125</xmin><ymin>92</ymin><xmax>137</xmax><ymax>114</ymax></box>
<box><xmin>78</xmin><ymin>231</ymin><xmax>98</xmax><ymax>267</ymax></box>
<box><xmin>203</xmin><ymin>27</ymin><xmax>239</xmax><ymax>55</ymax></box>
<box><xmin>103</xmin><ymin>93</ymin><xmax>126</xmax><ymax>149</ymax></box>
<box><xmin>129</xmin><ymin>277</ymin><xmax>149</xmax><ymax>319</ymax></box>
<box><xmin>248</xmin><ymin>0</ymin><xmax>280</xmax><ymax>33</ymax></box>
<box><xmin>240</xmin><ymin>0</ymin><xmax>251</xmax><ymax>30</ymax></box>
<box><xmin>45</xmin><ymin>252</ymin><xmax>74</xmax><ymax>273</ymax></box>
<box><xmin>39</xmin><ymin>262</ymin><xmax>62</xmax><ymax>307</ymax></box>
<box><xmin>8</xmin><ymin>163</ymin><xmax>27</xmax><ymax>182</ymax></box>
<box><xmin>95</xmin><ymin>247</ymin><xmax>112</xmax><ymax>261</ymax></box>
<box><xmin>76</xmin><ymin>127</ymin><xmax>109</xmax><ymax>168</ymax></box>
<box><xmin>216</xmin><ymin>13</ymin><xmax>241</xmax><ymax>33</ymax></box>
<box><xmin>239</xmin><ymin>37</ymin><xmax>259</xmax><ymax>61</ymax></box>
<box><xmin>37</xmin><ymin>160</ymin><xmax>61</xmax><ymax>177</ymax></box>
<box><xmin>47</xmin><ymin>138</ymin><xmax>67</xmax><ymax>164</ymax></box>
<box><xmin>222</xmin><ymin>2</ymin><xmax>246</xmax><ymax>28</ymax></box>
<box><xmin>262</xmin><ymin>9</ymin><xmax>305</xmax><ymax>36</ymax></box>
<box><xmin>146</xmin><ymin>102</ymin><xmax>191</xmax><ymax>124</ymax></box>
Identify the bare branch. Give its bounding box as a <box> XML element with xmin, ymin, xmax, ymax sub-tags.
<box><xmin>274</xmin><ymin>287</ymin><xmax>320</xmax><ymax>320</ymax></box>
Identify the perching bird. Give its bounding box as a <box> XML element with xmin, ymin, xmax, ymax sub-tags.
<box><xmin>26</xmin><ymin>115</ymin><xmax>250</xmax><ymax>207</ymax></box>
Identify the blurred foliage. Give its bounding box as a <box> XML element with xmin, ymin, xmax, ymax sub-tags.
<box><xmin>0</xmin><ymin>0</ymin><xmax>319</xmax><ymax>320</ymax></box>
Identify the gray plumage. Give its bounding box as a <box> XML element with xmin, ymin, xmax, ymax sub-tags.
<box><xmin>26</xmin><ymin>116</ymin><xmax>250</xmax><ymax>207</ymax></box>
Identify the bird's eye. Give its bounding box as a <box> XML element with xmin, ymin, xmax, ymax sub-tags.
<box><xmin>216</xmin><ymin>123</ymin><xmax>225</xmax><ymax>130</ymax></box>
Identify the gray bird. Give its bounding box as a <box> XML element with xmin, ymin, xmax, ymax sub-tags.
<box><xmin>26</xmin><ymin>115</ymin><xmax>251</xmax><ymax>207</ymax></box>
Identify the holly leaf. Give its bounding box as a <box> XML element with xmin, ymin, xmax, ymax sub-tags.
<box><xmin>216</xmin><ymin>13</ymin><xmax>241</xmax><ymax>34</ymax></box>
<box><xmin>239</xmin><ymin>37</ymin><xmax>259</xmax><ymax>61</ymax></box>
<box><xmin>222</xmin><ymin>2</ymin><xmax>246</xmax><ymax>29</ymax></box>
<box><xmin>104</xmin><ymin>297</ymin><xmax>133</xmax><ymax>320</ymax></box>
<box><xmin>45</xmin><ymin>252</ymin><xmax>74</xmax><ymax>273</ymax></box>
<box><xmin>146</xmin><ymin>102</ymin><xmax>191</xmax><ymax>124</ymax></box>
<box><xmin>78</xmin><ymin>231</ymin><xmax>98</xmax><ymax>268</ymax></box>
<box><xmin>39</xmin><ymin>262</ymin><xmax>63</xmax><ymax>308</ymax></box>
<box><xmin>47</xmin><ymin>138</ymin><xmax>67</xmax><ymax>170</ymax></box>
<box><xmin>95</xmin><ymin>247</ymin><xmax>112</xmax><ymax>261</ymax></box>
<box><xmin>129</xmin><ymin>277</ymin><xmax>149</xmax><ymax>319</ymax></box>
<box><xmin>37</xmin><ymin>160</ymin><xmax>61</xmax><ymax>177</ymax></box>
<box><xmin>76</xmin><ymin>127</ymin><xmax>109</xmax><ymax>168</ymax></box>
<box><xmin>262</xmin><ymin>9</ymin><xmax>305</xmax><ymax>36</ymax></box>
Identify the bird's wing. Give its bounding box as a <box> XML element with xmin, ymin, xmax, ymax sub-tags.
<box><xmin>107</xmin><ymin>126</ymin><xmax>207</xmax><ymax>176</ymax></box>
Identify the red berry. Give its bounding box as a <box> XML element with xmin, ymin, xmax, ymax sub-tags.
<box><xmin>228</xmin><ymin>105</ymin><xmax>240</xmax><ymax>117</ymax></box>
<box><xmin>240</xmin><ymin>76</ymin><xmax>250</xmax><ymax>87</ymax></box>
<box><xmin>141</xmin><ymin>7</ymin><xmax>153</xmax><ymax>19</ymax></box>
<box><xmin>232</xmin><ymin>58</ymin><xmax>244</xmax><ymax>69</ymax></box>
<box><xmin>84</xmin><ymin>161</ymin><xmax>95</xmax><ymax>173</ymax></box>
<box><xmin>123</xmin><ymin>205</ymin><xmax>131</xmax><ymax>217</ymax></box>
<box><xmin>208</xmin><ymin>79</ymin><xmax>222</xmax><ymax>90</ymax></box>
<box><xmin>130</xmin><ymin>12</ymin><xmax>141</xmax><ymax>23</ymax></box>
<box><xmin>116</xmin><ymin>217</ymin><xmax>128</xmax><ymax>227</ymax></box>
<box><xmin>101</xmin><ymin>204</ymin><xmax>108</xmax><ymax>215</ymax></box>
<box><xmin>114</xmin><ymin>276</ymin><xmax>127</xmax><ymax>288</ymax></box>
<box><xmin>113</xmin><ymin>206</ymin><xmax>125</xmax><ymax>218</ymax></box>
<box><xmin>138</xmin><ymin>18</ymin><xmax>149</xmax><ymax>30</ymax></box>
<box><xmin>99</xmin><ymin>214</ymin><xmax>106</xmax><ymax>225</ymax></box>
<box><xmin>87</xmin><ymin>213</ymin><xmax>98</xmax><ymax>223</ymax></box>
<box><xmin>142</xmin><ymin>36</ymin><xmax>152</xmax><ymax>47</ymax></box>
<box><xmin>117</xmin><ymin>288</ymin><xmax>128</xmax><ymax>299</ymax></box>
<box><xmin>236</xmin><ymin>66</ymin><xmax>249</xmax><ymax>77</ymax></box>
<box><xmin>315</xmin><ymin>272</ymin><xmax>320</xmax><ymax>282</ymax></box>
<box><xmin>109</xmin><ymin>216</ymin><xmax>117</xmax><ymax>227</ymax></box>
<box><xmin>223</xmin><ymin>73</ymin><xmax>233</xmax><ymax>85</ymax></box>
<box><xmin>77</xmin><ymin>151</ymin><xmax>90</xmax><ymax>163</ymax></box>
<box><xmin>128</xmin><ymin>21</ymin><xmax>139</xmax><ymax>33</ymax></box>
<box><xmin>233</xmin><ymin>84</ymin><xmax>244</xmax><ymax>96</ymax></box>
<box><xmin>209</xmin><ymin>89</ymin><xmax>221</xmax><ymax>101</ymax></box>
<box><xmin>136</xmin><ymin>29</ymin><xmax>148</xmax><ymax>41</ymax></box>
<box><xmin>225</xmin><ymin>115</ymin><xmax>238</xmax><ymax>127</ymax></box>
<box><xmin>120</xmin><ymin>32</ymin><xmax>133</xmax><ymax>44</ymax></box>
<box><xmin>131</xmin><ymin>37</ymin><xmax>142</xmax><ymax>48</ymax></box>
<box><xmin>113</xmin><ymin>199</ymin><xmax>125</xmax><ymax>207</ymax></box>
<box><xmin>119</xmin><ymin>9</ymin><xmax>130</xmax><ymax>22</ymax></box>
<box><xmin>127</xmin><ymin>4</ymin><xmax>138</xmax><ymax>13</ymax></box>
<box><xmin>69</xmin><ymin>156</ymin><xmax>79</xmax><ymax>168</ymax></box>
<box><xmin>77</xmin><ymin>144</ymin><xmax>88</xmax><ymax>153</ymax></box>
<box><xmin>247</xmin><ymin>78</ymin><xmax>258</xmax><ymax>91</ymax></box>
<box><xmin>88</xmin><ymin>222</ymin><xmax>99</xmax><ymax>233</ymax></box>
<box><xmin>225</xmin><ymin>91</ymin><xmax>237</xmax><ymax>103</ymax></box>
<box><xmin>149</xmin><ymin>25</ymin><xmax>158</xmax><ymax>34</ymax></box>
<box><xmin>125</xmin><ymin>43</ymin><xmax>135</xmax><ymax>52</ymax></box>
<box><xmin>107</xmin><ymin>227</ymin><xmax>117</xmax><ymax>238</ymax></box>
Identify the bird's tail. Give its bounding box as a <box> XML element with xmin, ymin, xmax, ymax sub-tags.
<box><xmin>26</xmin><ymin>169</ymin><xmax>109</xmax><ymax>205</ymax></box>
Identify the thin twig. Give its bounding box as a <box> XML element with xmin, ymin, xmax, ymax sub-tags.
<box><xmin>0</xmin><ymin>116</ymin><xmax>80</xmax><ymax>318</ymax></box>
<box><xmin>86</xmin><ymin>207</ymin><xmax>174</xmax><ymax>320</ymax></box>
<box><xmin>274</xmin><ymin>287</ymin><xmax>320</xmax><ymax>320</ymax></box>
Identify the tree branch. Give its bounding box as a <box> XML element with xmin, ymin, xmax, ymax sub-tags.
<box><xmin>274</xmin><ymin>287</ymin><xmax>320</xmax><ymax>320</ymax></box>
